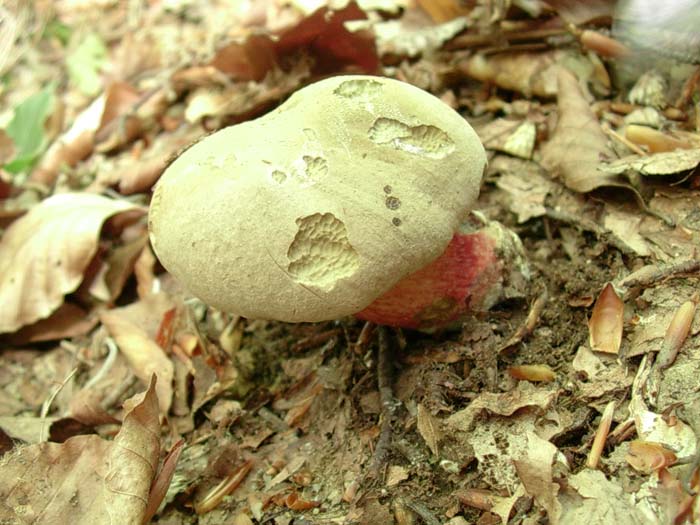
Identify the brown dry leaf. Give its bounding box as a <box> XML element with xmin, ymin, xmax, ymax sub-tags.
<box><xmin>416</xmin><ymin>0</ymin><xmax>471</xmax><ymax>22</ymax></box>
<box><xmin>144</xmin><ymin>438</ymin><xmax>185</xmax><ymax>523</ymax></box>
<box><xmin>89</xmin><ymin>123</ymin><xmax>204</xmax><ymax>195</ymax></box>
<box><xmin>459</xmin><ymin>485</ymin><xmax>526</xmax><ymax>525</ymax></box>
<box><xmin>0</xmin><ymin>129</ymin><xmax>15</xmax><ymax>164</ymax></box>
<box><xmin>31</xmin><ymin>95</ymin><xmax>106</xmax><ymax>185</ymax></box>
<box><xmin>134</xmin><ymin>243</ymin><xmax>157</xmax><ymax>298</ymax></box>
<box><xmin>274</xmin><ymin>2</ymin><xmax>379</xmax><ymax>75</ymax></box>
<box><xmin>7</xmin><ymin>303</ymin><xmax>99</xmax><ymax>345</ymax></box>
<box><xmin>209</xmin><ymin>34</ymin><xmax>278</xmax><ymax>82</ymax></box>
<box><xmin>93</xmin><ymin>82</ymin><xmax>145</xmax><ymax>153</ymax></box>
<box><xmin>588</xmin><ymin>283</ymin><xmax>624</xmax><ymax>354</ymax></box>
<box><xmin>68</xmin><ymin>388</ymin><xmax>121</xmax><ymax>427</ymax></box>
<box><xmin>447</xmin><ymin>382</ymin><xmax>558</xmax><ymax>432</ymax></box>
<box><xmin>624</xmin><ymin>125</ymin><xmax>694</xmax><ymax>153</ymax></box>
<box><xmin>632</xmin><ymin>407</ymin><xmax>697</xmax><ymax>461</ymax></box>
<box><xmin>183</xmin><ymin>67</ymin><xmax>309</xmax><ymax>123</ymax></box>
<box><xmin>657</xmin><ymin>295</ymin><xmax>698</xmax><ymax>369</ymax></box>
<box><xmin>540</xmin><ymin>68</ymin><xmax>623</xmax><ymax>193</ymax></box>
<box><xmin>571</xmin><ymin>347</ymin><xmax>633</xmax><ymax>399</ymax></box>
<box><xmin>626</xmin><ymin>440</ymin><xmax>677</xmax><ymax>473</ymax></box>
<box><xmin>490</xmin><ymin>156</ymin><xmax>553</xmax><ymax>223</ymax></box>
<box><xmin>508</xmin><ymin>364</ymin><xmax>556</xmax><ymax>383</ymax></box>
<box><xmin>0</xmin><ymin>377</ymin><xmax>160</xmax><ymax>524</ymax></box>
<box><xmin>100</xmin><ymin>309</ymin><xmax>174</xmax><ymax>414</ymax></box>
<box><xmin>0</xmin><ymin>193</ymin><xmax>142</xmax><ymax>334</ymax></box>
<box><xmin>460</xmin><ymin>51</ymin><xmax>561</xmax><ymax>99</ymax></box>
<box><xmin>602</xmin><ymin>204</ymin><xmax>652</xmax><ymax>257</ymax></box>
<box><xmin>513</xmin><ymin>431</ymin><xmax>562</xmax><ymax>524</ymax></box>
<box><xmin>416</xmin><ymin>403</ymin><xmax>441</xmax><ymax>456</ymax></box>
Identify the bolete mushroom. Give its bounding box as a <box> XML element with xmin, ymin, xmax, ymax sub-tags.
<box><xmin>149</xmin><ymin>75</ymin><xmax>527</xmax><ymax>328</ymax></box>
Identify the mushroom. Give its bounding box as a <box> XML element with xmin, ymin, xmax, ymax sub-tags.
<box><xmin>149</xmin><ymin>75</ymin><xmax>527</xmax><ymax>329</ymax></box>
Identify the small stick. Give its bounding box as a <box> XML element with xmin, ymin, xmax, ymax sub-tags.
<box><xmin>368</xmin><ymin>326</ymin><xmax>397</xmax><ymax>481</ymax></box>
<box><xmin>39</xmin><ymin>368</ymin><xmax>78</xmax><ymax>442</ymax></box>
<box><xmin>400</xmin><ymin>496</ymin><xmax>441</xmax><ymax>525</ymax></box>
<box><xmin>499</xmin><ymin>287</ymin><xmax>548</xmax><ymax>351</ymax></box>
<box><xmin>601</xmin><ymin>122</ymin><xmax>648</xmax><ymax>156</ymax></box>
<box><xmin>617</xmin><ymin>259</ymin><xmax>700</xmax><ymax>300</ymax></box>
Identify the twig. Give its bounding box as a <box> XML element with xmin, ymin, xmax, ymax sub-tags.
<box><xmin>400</xmin><ymin>497</ymin><xmax>441</xmax><ymax>525</ymax></box>
<box><xmin>368</xmin><ymin>326</ymin><xmax>397</xmax><ymax>482</ymax></box>
<box><xmin>601</xmin><ymin>122</ymin><xmax>648</xmax><ymax>156</ymax></box>
<box><xmin>616</xmin><ymin>259</ymin><xmax>700</xmax><ymax>300</ymax></box>
<box><xmin>499</xmin><ymin>287</ymin><xmax>548</xmax><ymax>352</ymax></box>
<box><xmin>84</xmin><ymin>337</ymin><xmax>119</xmax><ymax>390</ymax></box>
<box><xmin>290</xmin><ymin>327</ymin><xmax>341</xmax><ymax>353</ymax></box>
<box><xmin>39</xmin><ymin>368</ymin><xmax>78</xmax><ymax>442</ymax></box>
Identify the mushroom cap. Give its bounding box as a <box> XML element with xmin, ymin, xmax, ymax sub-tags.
<box><xmin>148</xmin><ymin>75</ymin><xmax>486</xmax><ymax>322</ymax></box>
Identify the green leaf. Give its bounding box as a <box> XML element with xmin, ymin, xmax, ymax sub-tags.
<box><xmin>3</xmin><ymin>85</ymin><xmax>54</xmax><ymax>174</ymax></box>
<box><xmin>45</xmin><ymin>19</ymin><xmax>72</xmax><ymax>46</ymax></box>
<box><xmin>66</xmin><ymin>32</ymin><xmax>107</xmax><ymax>96</ymax></box>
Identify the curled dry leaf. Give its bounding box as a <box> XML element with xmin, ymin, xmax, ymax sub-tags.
<box><xmin>0</xmin><ymin>193</ymin><xmax>142</xmax><ymax>334</ymax></box>
<box><xmin>0</xmin><ymin>376</ymin><xmax>160</xmax><ymax>524</ymax></box>
<box><xmin>144</xmin><ymin>438</ymin><xmax>185</xmax><ymax>523</ymax></box>
<box><xmin>588</xmin><ymin>283</ymin><xmax>624</xmax><ymax>355</ymax></box>
<box><xmin>624</xmin><ymin>125</ymin><xmax>693</xmax><ymax>153</ymax></box>
<box><xmin>508</xmin><ymin>364</ymin><xmax>556</xmax><ymax>383</ymax></box>
<box><xmin>626</xmin><ymin>440</ymin><xmax>677</xmax><ymax>473</ymax></box>
<box><xmin>656</xmin><ymin>295</ymin><xmax>698</xmax><ymax>369</ymax></box>
<box><xmin>100</xmin><ymin>309</ymin><xmax>174</xmax><ymax>414</ymax></box>
<box><xmin>31</xmin><ymin>95</ymin><xmax>106</xmax><ymax>186</ymax></box>
<box><xmin>194</xmin><ymin>459</ymin><xmax>253</xmax><ymax>514</ymax></box>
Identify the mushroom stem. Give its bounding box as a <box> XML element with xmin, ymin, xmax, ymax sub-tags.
<box><xmin>356</xmin><ymin>215</ymin><xmax>529</xmax><ymax>329</ymax></box>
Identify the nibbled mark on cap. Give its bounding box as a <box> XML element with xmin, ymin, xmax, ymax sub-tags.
<box><xmin>287</xmin><ymin>213</ymin><xmax>359</xmax><ymax>291</ymax></box>
<box><xmin>303</xmin><ymin>156</ymin><xmax>328</xmax><ymax>181</ymax></box>
<box><xmin>368</xmin><ymin>118</ymin><xmax>455</xmax><ymax>159</ymax></box>
<box><xmin>333</xmin><ymin>79</ymin><xmax>383</xmax><ymax>99</ymax></box>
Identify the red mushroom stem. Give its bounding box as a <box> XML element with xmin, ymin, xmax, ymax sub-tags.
<box><xmin>356</xmin><ymin>215</ymin><xmax>529</xmax><ymax>329</ymax></box>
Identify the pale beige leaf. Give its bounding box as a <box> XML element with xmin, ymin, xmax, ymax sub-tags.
<box><xmin>100</xmin><ymin>309</ymin><xmax>174</xmax><ymax>414</ymax></box>
<box><xmin>559</xmin><ymin>470</ymin><xmax>650</xmax><ymax>524</ymax></box>
<box><xmin>0</xmin><ymin>193</ymin><xmax>142</xmax><ymax>334</ymax></box>
<box><xmin>0</xmin><ymin>377</ymin><xmax>160</xmax><ymax>525</ymax></box>
<box><xmin>600</xmin><ymin>148</ymin><xmax>700</xmax><ymax>176</ymax></box>
<box><xmin>513</xmin><ymin>431</ymin><xmax>562</xmax><ymax>524</ymax></box>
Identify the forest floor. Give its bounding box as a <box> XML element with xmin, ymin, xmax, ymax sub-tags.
<box><xmin>0</xmin><ymin>1</ymin><xmax>699</xmax><ymax>524</ymax></box>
